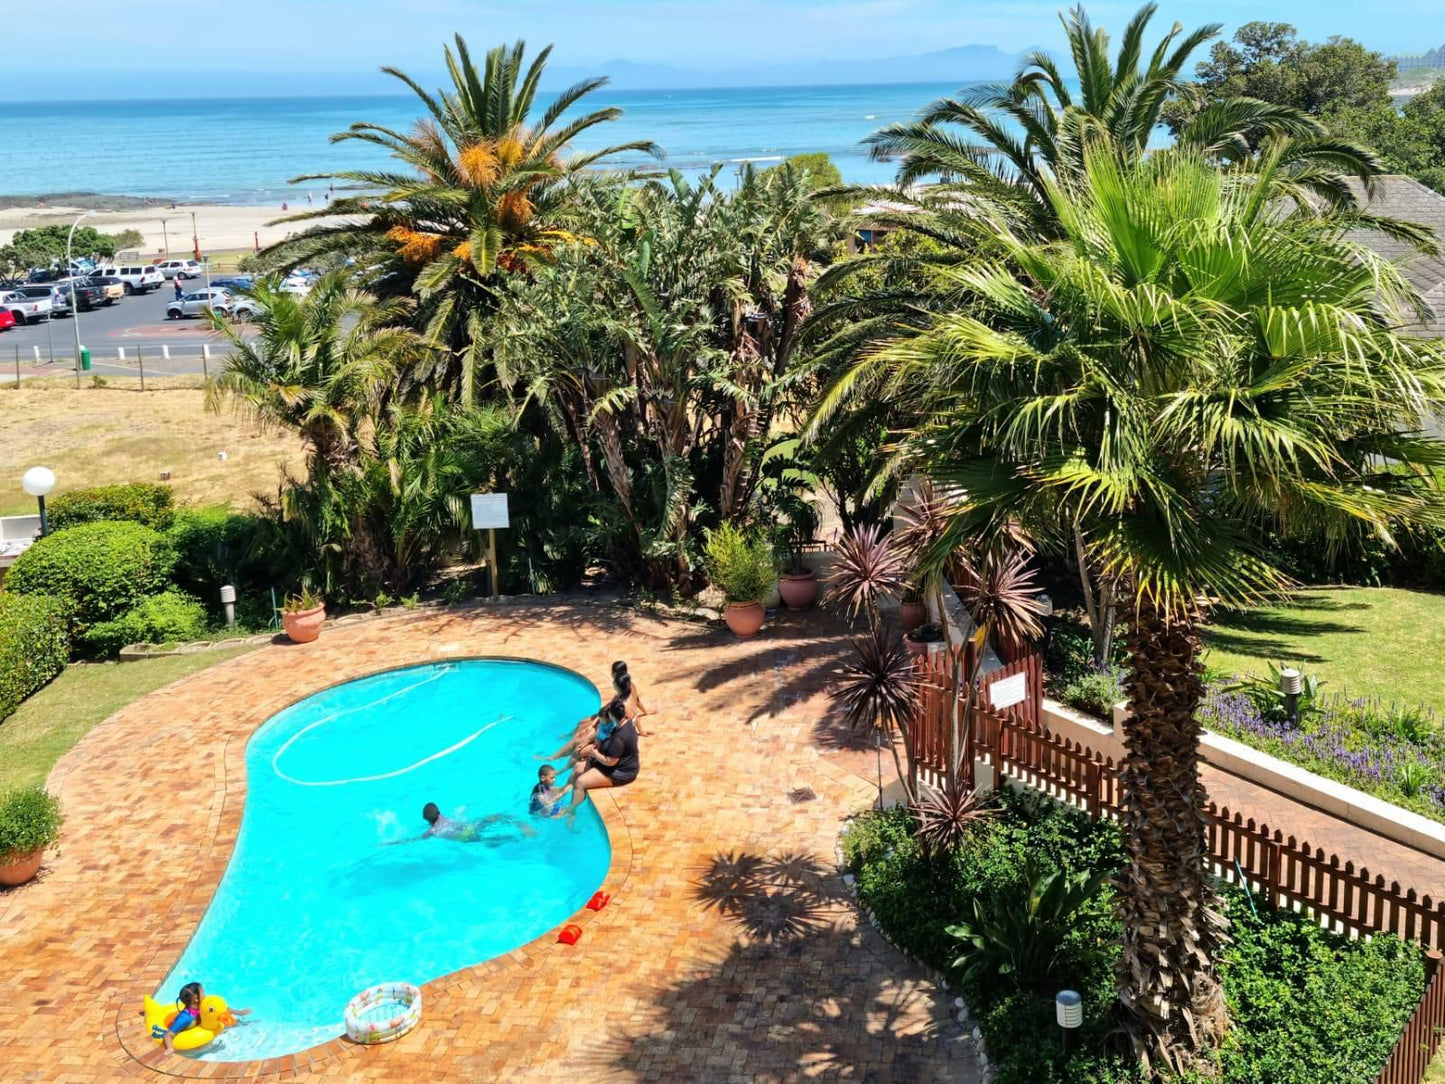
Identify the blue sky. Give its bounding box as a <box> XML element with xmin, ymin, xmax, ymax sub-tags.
<box><xmin>14</xmin><ymin>1</ymin><xmax>1443</xmax><ymax>78</ymax></box>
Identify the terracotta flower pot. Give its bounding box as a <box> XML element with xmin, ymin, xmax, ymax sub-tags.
<box><xmin>778</xmin><ymin>569</ymin><xmax>818</xmax><ymax>610</ymax></box>
<box><xmin>898</xmin><ymin>600</ymin><xmax>926</xmax><ymax>633</ymax></box>
<box><xmin>0</xmin><ymin>848</ymin><xmax>44</xmax><ymax>887</ymax></box>
<box><xmin>723</xmin><ymin>601</ymin><xmax>766</xmax><ymax>637</ymax></box>
<box><xmin>281</xmin><ymin>603</ymin><xmax>327</xmax><ymax>644</ymax></box>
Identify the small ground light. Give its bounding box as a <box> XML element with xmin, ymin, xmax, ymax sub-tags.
<box><xmin>220</xmin><ymin>585</ymin><xmax>237</xmax><ymax>628</ymax></box>
<box><xmin>1056</xmin><ymin>989</ymin><xmax>1083</xmax><ymax>1051</ymax></box>
<box><xmin>1280</xmin><ymin>667</ymin><xmax>1302</xmax><ymax>726</ymax></box>
<box><xmin>21</xmin><ymin>466</ymin><xmax>56</xmax><ymax>536</ymax></box>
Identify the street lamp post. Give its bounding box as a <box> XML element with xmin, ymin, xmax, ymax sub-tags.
<box><xmin>66</xmin><ymin>210</ymin><xmax>94</xmax><ymax>375</ymax></box>
<box><xmin>190</xmin><ymin>211</ymin><xmax>200</xmax><ymax>261</ymax></box>
<box><xmin>22</xmin><ymin>467</ymin><xmax>56</xmax><ymax>536</ymax></box>
<box><xmin>160</xmin><ymin>218</ymin><xmax>171</xmax><ymax>257</ymax></box>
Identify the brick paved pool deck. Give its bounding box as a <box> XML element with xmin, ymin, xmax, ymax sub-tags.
<box><xmin>0</xmin><ymin>601</ymin><xmax>982</xmax><ymax>1083</ymax></box>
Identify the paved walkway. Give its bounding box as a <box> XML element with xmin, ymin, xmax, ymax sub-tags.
<box><xmin>0</xmin><ymin>602</ymin><xmax>981</xmax><ymax>1083</ymax></box>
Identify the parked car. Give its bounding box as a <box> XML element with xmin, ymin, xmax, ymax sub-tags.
<box><xmin>280</xmin><ymin>274</ymin><xmax>313</xmax><ymax>296</ymax></box>
<box><xmin>1</xmin><ymin>291</ymin><xmax>51</xmax><ymax>325</ymax></box>
<box><xmin>56</xmin><ymin>281</ymin><xmax>107</xmax><ymax>313</ymax></box>
<box><xmin>26</xmin><ymin>268</ymin><xmax>65</xmax><ymax>284</ymax></box>
<box><xmin>229</xmin><ymin>296</ymin><xmax>267</xmax><ymax>321</ymax></box>
<box><xmin>0</xmin><ymin>309</ymin><xmax>15</xmax><ymax>332</ymax></box>
<box><xmin>156</xmin><ymin>259</ymin><xmax>204</xmax><ymax>280</ymax></box>
<box><xmin>166</xmin><ymin>288</ymin><xmax>233</xmax><ymax>319</ymax></box>
<box><xmin>209</xmin><ymin>275</ymin><xmax>255</xmax><ymax>291</ymax></box>
<box><xmin>13</xmin><ymin>284</ymin><xmax>80</xmax><ymax>317</ymax></box>
<box><xmin>86</xmin><ymin>275</ymin><xmax>125</xmax><ymax>304</ymax></box>
<box><xmin>96</xmin><ymin>265</ymin><xmax>164</xmax><ymax>294</ymax></box>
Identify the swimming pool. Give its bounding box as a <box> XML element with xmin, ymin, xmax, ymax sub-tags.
<box><xmin>151</xmin><ymin>659</ymin><xmax>608</xmax><ymax>1062</ymax></box>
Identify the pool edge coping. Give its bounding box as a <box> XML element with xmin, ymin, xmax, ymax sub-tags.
<box><xmin>102</xmin><ymin>649</ymin><xmax>636</xmax><ymax>1079</ymax></box>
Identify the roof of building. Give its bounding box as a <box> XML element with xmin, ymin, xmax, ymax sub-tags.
<box><xmin>1351</xmin><ymin>175</ymin><xmax>1445</xmax><ymax>338</ymax></box>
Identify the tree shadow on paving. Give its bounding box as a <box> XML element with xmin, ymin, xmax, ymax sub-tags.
<box><xmin>663</xmin><ymin>621</ymin><xmax>854</xmax><ymax>727</ymax></box>
<box><xmin>580</xmin><ymin>847</ymin><xmax>974</xmax><ymax>1082</ymax></box>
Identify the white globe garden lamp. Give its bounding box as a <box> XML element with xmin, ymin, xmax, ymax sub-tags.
<box><xmin>21</xmin><ymin>467</ymin><xmax>56</xmax><ymax>536</ymax></box>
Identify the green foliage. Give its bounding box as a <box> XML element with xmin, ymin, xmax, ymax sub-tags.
<box><xmin>6</xmin><ymin>224</ymin><xmax>119</xmax><ymax>266</ymax></box>
<box><xmin>1168</xmin><ymin>22</ymin><xmax>1395</xmax><ymax>126</ymax></box>
<box><xmin>77</xmin><ymin>591</ymin><xmax>210</xmax><ymax>658</ymax></box>
<box><xmin>0</xmin><ymin>594</ymin><xmax>70</xmax><ymax>721</ymax></box>
<box><xmin>1217</xmin><ymin>885</ymin><xmax>1424</xmax><ymax>1082</ymax></box>
<box><xmin>946</xmin><ymin>860</ymin><xmax>1110</xmax><ymax>990</ymax></box>
<box><xmin>1061</xmin><ymin>666</ymin><xmax>1127</xmax><ymax>719</ymax></box>
<box><xmin>845</xmin><ymin>793</ymin><xmax>1424</xmax><ymax>1083</ymax></box>
<box><xmin>48</xmin><ymin>482</ymin><xmax>175</xmax><ymax>532</ymax></box>
<box><xmin>108</xmin><ymin>228</ymin><xmax>145</xmax><ymax>252</ymax></box>
<box><xmin>704</xmin><ymin>523</ymin><xmax>777</xmax><ymax>604</ymax></box>
<box><xmin>6</xmin><ymin>521</ymin><xmax>176</xmax><ymax>629</ymax></box>
<box><xmin>1222</xmin><ymin>662</ymin><xmax>1324</xmax><ymax>725</ymax></box>
<box><xmin>166</xmin><ymin>506</ymin><xmax>278</xmax><ymax>602</ymax></box>
<box><xmin>762</xmin><ymin>152</ymin><xmax>843</xmax><ymax>192</ymax></box>
<box><xmin>282</xmin><ymin>586</ymin><xmax>324</xmax><ymax>613</ymax></box>
<box><xmin>0</xmin><ymin>785</ymin><xmax>63</xmax><ymax>859</ymax></box>
<box><xmin>441</xmin><ymin>577</ymin><xmax>474</xmax><ymax>604</ymax></box>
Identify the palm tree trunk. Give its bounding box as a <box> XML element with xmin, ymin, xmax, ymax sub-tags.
<box><xmin>1115</xmin><ymin>596</ymin><xmax>1226</xmax><ymax>1071</ymax></box>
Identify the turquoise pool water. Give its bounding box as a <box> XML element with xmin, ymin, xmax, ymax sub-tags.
<box><xmin>151</xmin><ymin>659</ymin><xmax>608</xmax><ymax>1062</ymax></box>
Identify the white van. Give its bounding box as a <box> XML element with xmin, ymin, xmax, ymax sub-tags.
<box><xmin>100</xmin><ymin>265</ymin><xmax>165</xmax><ymax>294</ymax></box>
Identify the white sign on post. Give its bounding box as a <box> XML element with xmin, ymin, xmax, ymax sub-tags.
<box><xmin>989</xmin><ymin>671</ymin><xmax>1027</xmax><ymax>711</ymax></box>
<box><xmin>470</xmin><ymin>493</ymin><xmax>510</xmax><ymax>530</ymax></box>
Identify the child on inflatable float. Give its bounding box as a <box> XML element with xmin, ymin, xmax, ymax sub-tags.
<box><xmin>146</xmin><ymin>981</ymin><xmax>251</xmax><ymax>1052</ymax></box>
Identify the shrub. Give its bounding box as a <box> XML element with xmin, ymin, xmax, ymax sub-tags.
<box><xmin>77</xmin><ymin>590</ymin><xmax>210</xmax><ymax>657</ymax></box>
<box><xmin>704</xmin><ymin>523</ymin><xmax>778</xmax><ymax>604</ymax></box>
<box><xmin>1061</xmin><ymin>664</ymin><xmax>1127</xmax><ymax>719</ymax></box>
<box><xmin>5</xmin><ymin>521</ymin><xmax>176</xmax><ymax>629</ymax></box>
<box><xmin>48</xmin><ymin>482</ymin><xmax>175</xmax><ymax>532</ymax></box>
<box><xmin>0</xmin><ymin>785</ymin><xmax>63</xmax><ymax>860</ymax></box>
<box><xmin>0</xmin><ymin>594</ymin><xmax>69</xmax><ymax>720</ymax></box>
<box><xmin>167</xmin><ymin>506</ymin><xmax>274</xmax><ymax>602</ymax></box>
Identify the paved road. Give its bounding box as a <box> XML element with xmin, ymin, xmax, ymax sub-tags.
<box><xmin>0</xmin><ymin>285</ymin><xmax>243</xmax><ymax>380</ymax></box>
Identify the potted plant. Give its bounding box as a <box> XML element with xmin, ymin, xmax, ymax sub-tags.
<box><xmin>898</xmin><ymin>582</ymin><xmax>926</xmax><ymax>632</ymax></box>
<box><xmin>705</xmin><ymin>523</ymin><xmax>779</xmax><ymax>637</ymax></box>
<box><xmin>280</xmin><ymin>586</ymin><xmax>326</xmax><ymax>644</ymax></box>
<box><xmin>0</xmin><ymin>786</ymin><xmax>63</xmax><ymax>887</ymax></box>
<box><xmin>904</xmin><ymin>621</ymin><xmax>945</xmax><ymax>658</ymax></box>
<box><xmin>777</xmin><ymin>500</ymin><xmax>821</xmax><ymax>610</ymax></box>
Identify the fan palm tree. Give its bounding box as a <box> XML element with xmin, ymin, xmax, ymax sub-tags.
<box><xmin>863</xmin><ymin>3</ymin><xmax>1377</xmax><ymax>239</ymax></box>
<box><xmin>822</xmin><ymin>146</ymin><xmax>1445</xmax><ymax>1068</ymax></box>
<box><xmin>270</xmin><ymin>37</ymin><xmax>661</xmax><ymax>402</ymax></box>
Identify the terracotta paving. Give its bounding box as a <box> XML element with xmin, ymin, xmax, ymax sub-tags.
<box><xmin>0</xmin><ymin>601</ymin><xmax>982</xmax><ymax>1083</ymax></box>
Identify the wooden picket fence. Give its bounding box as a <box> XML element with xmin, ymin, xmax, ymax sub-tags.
<box><xmin>909</xmin><ymin>648</ymin><xmax>1445</xmax><ymax>1083</ymax></box>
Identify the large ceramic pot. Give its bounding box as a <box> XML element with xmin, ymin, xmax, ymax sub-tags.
<box><xmin>0</xmin><ymin>848</ymin><xmax>43</xmax><ymax>887</ymax></box>
<box><xmin>778</xmin><ymin>569</ymin><xmax>818</xmax><ymax>610</ymax></box>
<box><xmin>281</xmin><ymin>603</ymin><xmax>327</xmax><ymax>644</ymax></box>
<box><xmin>898</xmin><ymin>600</ymin><xmax>926</xmax><ymax>633</ymax></box>
<box><xmin>724</xmin><ymin>601</ymin><xmax>766</xmax><ymax>637</ymax></box>
<box><xmin>905</xmin><ymin>624</ymin><xmax>944</xmax><ymax>658</ymax></box>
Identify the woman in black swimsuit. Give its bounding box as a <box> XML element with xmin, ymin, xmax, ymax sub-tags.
<box><xmin>567</xmin><ymin>698</ymin><xmax>639</xmax><ymax>812</ymax></box>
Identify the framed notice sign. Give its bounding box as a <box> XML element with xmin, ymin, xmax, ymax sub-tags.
<box><xmin>470</xmin><ymin>493</ymin><xmax>510</xmax><ymax>530</ymax></box>
<box><xmin>989</xmin><ymin>671</ymin><xmax>1027</xmax><ymax>711</ymax></box>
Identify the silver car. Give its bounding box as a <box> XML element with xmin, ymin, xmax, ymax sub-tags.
<box><xmin>1</xmin><ymin>290</ymin><xmax>52</xmax><ymax>324</ymax></box>
<box><xmin>165</xmin><ymin>288</ymin><xmax>234</xmax><ymax>319</ymax></box>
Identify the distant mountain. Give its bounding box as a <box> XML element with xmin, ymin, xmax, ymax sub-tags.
<box><xmin>539</xmin><ymin>44</ymin><xmax>1024</xmax><ymax>91</ymax></box>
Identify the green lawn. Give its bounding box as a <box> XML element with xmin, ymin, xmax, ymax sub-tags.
<box><xmin>0</xmin><ymin>647</ymin><xmax>255</xmax><ymax>792</ymax></box>
<box><xmin>1203</xmin><ymin>586</ymin><xmax>1445</xmax><ymax>714</ymax></box>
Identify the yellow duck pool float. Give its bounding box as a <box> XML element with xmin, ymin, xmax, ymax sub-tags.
<box><xmin>144</xmin><ymin>994</ymin><xmax>236</xmax><ymax>1051</ymax></box>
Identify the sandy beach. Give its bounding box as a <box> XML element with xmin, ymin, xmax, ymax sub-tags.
<box><xmin>0</xmin><ymin>198</ymin><xmax>356</xmax><ymax>256</ymax></box>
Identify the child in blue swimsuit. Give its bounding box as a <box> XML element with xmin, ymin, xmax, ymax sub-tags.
<box><xmin>529</xmin><ymin>764</ymin><xmax>571</xmax><ymax>818</ymax></box>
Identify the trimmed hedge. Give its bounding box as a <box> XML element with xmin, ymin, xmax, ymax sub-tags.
<box><xmin>0</xmin><ymin>594</ymin><xmax>69</xmax><ymax>721</ymax></box>
<box><xmin>78</xmin><ymin>590</ymin><xmax>210</xmax><ymax>657</ymax></box>
<box><xmin>48</xmin><ymin>482</ymin><xmax>175</xmax><ymax>532</ymax></box>
<box><xmin>167</xmin><ymin>506</ymin><xmax>274</xmax><ymax>602</ymax></box>
<box><xmin>5</xmin><ymin>521</ymin><xmax>176</xmax><ymax>629</ymax></box>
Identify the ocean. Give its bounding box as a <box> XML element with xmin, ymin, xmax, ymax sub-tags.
<box><xmin>0</xmin><ymin>83</ymin><xmax>970</xmax><ymax>203</ymax></box>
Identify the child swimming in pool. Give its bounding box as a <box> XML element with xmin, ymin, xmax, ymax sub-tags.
<box><xmin>154</xmin><ymin>982</ymin><xmax>252</xmax><ymax>1052</ymax></box>
<box><xmin>395</xmin><ymin>803</ymin><xmax>537</xmax><ymax>845</ymax></box>
<box><xmin>529</xmin><ymin>765</ymin><xmax>571</xmax><ymax>818</ymax></box>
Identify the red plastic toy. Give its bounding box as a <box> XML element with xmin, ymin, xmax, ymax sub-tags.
<box><xmin>557</xmin><ymin>923</ymin><xmax>583</xmax><ymax>945</ymax></box>
<box><xmin>586</xmin><ymin>891</ymin><xmax>611</xmax><ymax>912</ymax></box>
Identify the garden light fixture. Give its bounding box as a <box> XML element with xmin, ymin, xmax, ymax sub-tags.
<box><xmin>21</xmin><ymin>466</ymin><xmax>56</xmax><ymax>536</ymax></box>
<box><xmin>1055</xmin><ymin>988</ymin><xmax>1082</xmax><ymax>1052</ymax></box>
<box><xmin>1280</xmin><ymin>667</ymin><xmax>1302</xmax><ymax>726</ymax></box>
<box><xmin>220</xmin><ymin>585</ymin><xmax>237</xmax><ymax>628</ymax></box>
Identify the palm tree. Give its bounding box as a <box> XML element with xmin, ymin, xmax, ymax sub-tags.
<box><xmin>822</xmin><ymin>146</ymin><xmax>1445</xmax><ymax>1069</ymax></box>
<box><xmin>270</xmin><ymin>37</ymin><xmax>661</xmax><ymax>402</ymax></box>
<box><xmin>207</xmin><ymin>272</ymin><xmax>416</xmax><ymax>474</ymax></box>
<box><xmin>863</xmin><ymin>3</ymin><xmax>1376</xmax><ymax>238</ymax></box>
